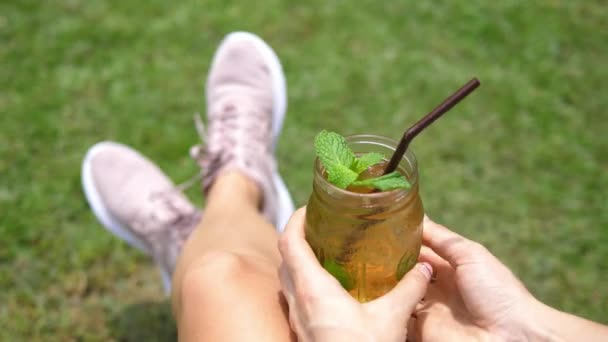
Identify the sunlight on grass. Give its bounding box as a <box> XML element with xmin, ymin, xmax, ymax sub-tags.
<box><xmin>1</xmin><ymin>0</ymin><xmax>606</xmax><ymax>339</ymax></box>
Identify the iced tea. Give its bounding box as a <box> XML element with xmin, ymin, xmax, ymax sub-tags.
<box><xmin>305</xmin><ymin>135</ymin><xmax>424</xmax><ymax>302</ymax></box>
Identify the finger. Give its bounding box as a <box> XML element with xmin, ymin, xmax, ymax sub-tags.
<box><xmin>418</xmin><ymin>245</ymin><xmax>450</xmax><ymax>269</ymax></box>
<box><xmin>278</xmin><ymin>263</ymin><xmax>307</xmax><ymax>337</ymax></box>
<box><xmin>369</xmin><ymin>262</ymin><xmax>432</xmax><ymax>318</ymax></box>
<box><xmin>414</xmin><ymin>276</ymin><xmax>449</xmax><ymax>313</ymax></box>
<box><xmin>278</xmin><ymin>262</ymin><xmax>296</xmax><ymax>306</ymax></box>
<box><xmin>418</xmin><ymin>245</ymin><xmax>460</xmax><ymax>296</ymax></box>
<box><xmin>412</xmin><ymin>308</ymin><xmax>441</xmax><ymax>342</ymax></box>
<box><xmin>277</xmin><ymin>207</ymin><xmax>333</xmax><ymax>286</ymax></box>
<box><xmin>422</xmin><ymin>216</ymin><xmax>481</xmax><ymax>267</ymax></box>
<box><xmin>406</xmin><ymin>316</ymin><xmax>417</xmax><ymax>342</ymax></box>
<box><xmin>281</xmin><ymin>207</ymin><xmax>307</xmax><ymax>239</ymax></box>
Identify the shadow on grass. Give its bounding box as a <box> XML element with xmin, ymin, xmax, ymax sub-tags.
<box><xmin>109</xmin><ymin>300</ymin><xmax>176</xmax><ymax>341</ymax></box>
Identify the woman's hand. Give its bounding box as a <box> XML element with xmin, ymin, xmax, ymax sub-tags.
<box><xmin>413</xmin><ymin>217</ymin><xmax>542</xmax><ymax>341</ymax></box>
<box><xmin>278</xmin><ymin>208</ymin><xmax>432</xmax><ymax>342</ymax></box>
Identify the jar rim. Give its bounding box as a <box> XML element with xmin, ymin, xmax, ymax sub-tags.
<box><xmin>313</xmin><ymin>134</ymin><xmax>419</xmax><ymax>200</ymax></box>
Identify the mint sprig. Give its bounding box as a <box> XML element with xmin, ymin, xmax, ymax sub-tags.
<box><xmin>352</xmin><ymin>171</ymin><xmax>411</xmax><ymax>191</ymax></box>
<box><xmin>314</xmin><ymin>131</ymin><xmax>358</xmax><ymax>188</ymax></box>
<box><xmin>314</xmin><ymin>130</ymin><xmax>410</xmax><ymax>191</ymax></box>
<box><xmin>352</xmin><ymin>152</ymin><xmax>384</xmax><ymax>174</ymax></box>
<box><xmin>323</xmin><ymin>259</ymin><xmax>354</xmax><ymax>290</ymax></box>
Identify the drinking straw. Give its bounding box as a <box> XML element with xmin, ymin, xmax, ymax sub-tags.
<box><xmin>384</xmin><ymin>78</ymin><xmax>481</xmax><ymax>175</ymax></box>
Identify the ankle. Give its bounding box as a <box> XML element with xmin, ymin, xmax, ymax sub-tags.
<box><xmin>208</xmin><ymin>170</ymin><xmax>262</xmax><ymax>208</ymax></box>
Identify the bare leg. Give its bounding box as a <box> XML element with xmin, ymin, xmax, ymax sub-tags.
<box><xmin>172</xmin><ymin>31</ymin><xmax>295</xmax><ymax>341</ymax></box>
<box><xmin>172</xmin><ymin>171</ymin><xmax>294</xmax><ymax>341</ymax></box>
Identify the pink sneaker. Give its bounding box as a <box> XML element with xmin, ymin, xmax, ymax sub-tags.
<box><xmin>81</xmin><ymin>141</ymin><xmax>202</xmax><ymax>293</ymax></box>
<box><xmin>191</xmin><ymin>32</ymin><xmax>295</xmax><ymax>231</ymax></box>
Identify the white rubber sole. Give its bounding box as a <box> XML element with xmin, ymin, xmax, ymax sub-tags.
<box><xmin>213</xmin><ymin>32</ymin><xmax>295</xmax><ymax>231</ymax></box>
<box><xmin>81</xmin><ymin>142</ymin><xmax>173</xmax><ymax>293</ymax></box>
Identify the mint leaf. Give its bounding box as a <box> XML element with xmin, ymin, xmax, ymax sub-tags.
<box><xmin>323</xmin><ymin>259</ymin><xmax>354</xmax><ymax>290</ymax></box>
<box><xmin>353</xmin><ymin>152</ymin><xmax>384</xmax><ymax>174</ymax></box>
<box><xmin>314</xmin><ymin>130</ymin><xmax>355</xmax><ymax>170</ymax></box>
<box><xmin>396</xmin><ymin>251</ymin><xmax>417</xmax><ymax>280</ymax></box>
<box><xmin>352</xmin><ymin>171</ymin><xmax>410</xmax><ymax>191</ymax></box>
<box><xmin>314</xmin><ymin>130</ymin><xmax>358</xmax><ymax>189</ymax></box>
<box><xmin>327</xmin><ymin>164</ymin><xmax>359</xmax><ymax>189</ymax></box>
<box><xmin>313</xmin><ymin>130</ymin><xmax>407</xmax><ymax>191</ymax></box>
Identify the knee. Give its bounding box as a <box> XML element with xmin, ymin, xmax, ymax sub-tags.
<box><xmin>174</xmin><ymin>251</ymin><xmax>277</xmax><ymax>318</ymax></box>
<box><xmin>173</xmin><ymin>251</ymin><xmax>246</xmax><ymax>313</ymax></box>
<box><xmin>178</xmin><ymin>251</ymin><xmax>275</xmax><ymax>297</ymax></box>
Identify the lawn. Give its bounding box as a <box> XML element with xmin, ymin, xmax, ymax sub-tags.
<box><xmin>1</xmin><ymin>0</ymin><xmax>607</xmax><ymax>340</ymax></box>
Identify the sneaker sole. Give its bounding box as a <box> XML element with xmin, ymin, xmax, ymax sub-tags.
<box><xmin>82</xmin><ymin>141</ymin><xmax>172</xmax><ymax>293</ymax></box>
<box><xmin>217</xmin><ymin>32</ymin><xmax>295</xmax><ymax>231</ymax></box>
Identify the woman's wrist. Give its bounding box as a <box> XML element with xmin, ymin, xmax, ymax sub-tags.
<box><xmin>522</xmin><ymin>298</ymin><xmax>569</xmax><ymax>342</ymax></box>
<box><xmin>527</xmin><ymin>298</ymin><xmax>608</xmax><ymax>341</ymax></box>
<box><xmin>487</xmin><ymin>297</ymin><xmax>564</xmax><ymax>342</ymax></box>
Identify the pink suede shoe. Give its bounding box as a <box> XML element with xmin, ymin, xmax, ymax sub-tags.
<box><xmin>190</xmin><ymin>32</ymin><xmax>295</xmax><ymax>231</ymax></box>
<box><xmin>82</xmin><ymin>141</ymin><xmax>202</xmax><ymax>293</ymax></box>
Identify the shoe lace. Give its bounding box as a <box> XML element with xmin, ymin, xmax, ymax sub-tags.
<box><xmin>136</xmin><ymin>113</ymin><xmax>210</xmax><ymax>250</ymax></box>
<box><xmin>146</xmin><ymin>112</ymin><xmax>207</xmax><ymax>206</ymax></box>
<box><xmin>146</xmin><ymin>189</ymin><xmax>201</xmax><ymax>245</ymax></box>
<box><xmin>188</xmin><ymin>112</ymin><xmax>209</xmax><ymax>172</ymax></box>
<box><xmin>189</xmin><ymin>108</ymin><xmax>269</xmax><ymax>174</ymax></box>
<box><xmin>145</xmin><ymin>111</ymin><xmax>227</xmax><ymax>244</ymax></box>
<box><xmin>149</xmin><ymin>105</ymin><xmax>263</xmax><ymax>215</ymax></box>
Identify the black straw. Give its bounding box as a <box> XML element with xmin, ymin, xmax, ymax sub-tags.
<box><xmin>383</xmin><ymin>78</ymin><xmax>481</xmax><ymax>174</ymax></box>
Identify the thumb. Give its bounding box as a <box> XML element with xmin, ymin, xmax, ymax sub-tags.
<box><xmin>368</xmin><ymin>262</ymin><xmax>433</xmax><ymax>317</ymax></box>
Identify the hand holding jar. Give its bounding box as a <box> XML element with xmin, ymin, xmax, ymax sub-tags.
<box><xmin>278</xmin><ymin>208</ymin><xmax>433</xmax><ymax>342</ymax></box>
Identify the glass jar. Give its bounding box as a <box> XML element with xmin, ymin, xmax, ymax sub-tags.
<box><xmin>305</xmin><ymin>134</ymin><xmax>424</xmax><ymax>302</ymax></box>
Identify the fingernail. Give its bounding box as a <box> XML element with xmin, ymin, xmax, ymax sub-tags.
<box><xmin>417</xmin><ymin>262</ymin><xmax>433</xmax><ymax>280</ymax></box>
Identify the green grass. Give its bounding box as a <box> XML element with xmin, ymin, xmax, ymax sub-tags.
<box><xmin>1</xmin><ymin>0</ymin><xmax>607</xmax><ymax>339</ymax></box>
